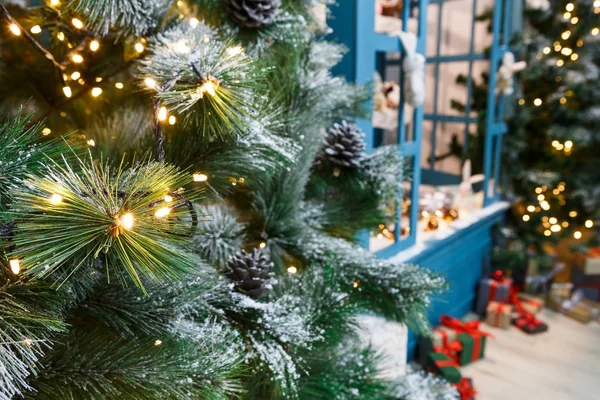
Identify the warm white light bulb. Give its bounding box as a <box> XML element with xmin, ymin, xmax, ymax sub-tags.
<box><xmin>30</xmin><ymin>25</ymin><xmax>42</xmax><ymax>34</ymax></box>
<box><xmin>574</xmin><ymin>231</ymin><xmax>582</xmax><ymax>239</ymax></box>
<box><xmin>202</xmin><ymin>81</ymin><xmax>217</xmax><ymax>96</ymax></box>
<box><xmin>71</xmin><ymin>71</ymin><xmax>81</xmax><ymax>80</ymax></box>
<box><xmin>227</xmin><ymin>46</ymin><xmax>243</xmax><ymax>57</ymax></box>
<box><xmin>144</xmin><ymin>77</ymin><xmax>157</xmax><ymax>89</ymax></box>
<box><xmin>91</xmin><ymin>87</ymin><xmax>102</xmax><ymax>97</ymax></box>
<box><xmin>565</xmin><ymin>3</ymin><xmax>574</xmax><ymax>12</ymax></box>
<box><xmin>287</xmin><ymin>266</ymin><xmax>298</xmax><ymax>274</ymax></box>
<box><xmin>71</xmin><ymin>18</ymin><xmax>84</xmax><ymax>29</ymax></box>
<box><xmin>62</xmin><ymin>86</ymin><xmax>72</xmax><ymax>98</ymax></box>
<box><xmin>168</xmin><ymin>115</ymin><xmax>176</xmax><ymax>125</ymax></box>
<box><xmin>120</xmin><ymin>213</ymin><xmax>134</xmax><ymax>230</ymax></box>
<box><xmin>585</xmin><ymin>220</ymin><xmax>594</xmax><ymax>228</ymax></box>
<box><xmin>9</xmin><ymin>24</ymin><xmax>21</xmax><ymax>36</ymax></box>
<box><xmin>533</xmin><ymin>98</ymin><xmax>542</xmax><ymax>106</ymax></box>
<box><xmin>157</xmin><ymin>107</ymin><xmax>167</xmax><ymax>121</ymax></box>
<box><xmin>193</xmin><ymin>173</ymin><xmax>208</xmax><ymax>182</ymax></box>
<box><xmin>50</xmin><ymin>193</ymin><xmax>63</xmax><ymax>204</ymax></box>
<box><xmin>89</xmin><ymin>40</ymin><xmax>100</xmax><ymax>51</ymax></box>
<box><xmin>155</xmin><ymin>207</ymin><xmax>171</xmax><ymax>218</ymax></box>
<box><xmin>134</xmin><ymin>42</ymin><xmax>145</xmax><ymax>53</ymax></box>
<box><xmin>42</xmin><ymin>127</ymin><xmax>51</xmax><ymax>136</ymax></box>
<box><xmin>154</xmin><ymin>339</ymin><xmax>163</xmax><ymax>346</ymax></box>
<box><xmin>72</xmin><ymin>54</ymin><xmax>84</xmax><ymax>63</ymax></box>
<box><xmin>190</xmin><ymin>17</ymin><xmax>200</xmax><ymax>28</ymax></box>
<box><xmin>50</xmin><ymin>0</ymin><xmax>60</xmax><ymax>5</ymax></box>
<box><xmin>522</xmin><ymin>215</ymin><xmax>530</xmax><ymax>222</ymax></box>
<box><xmin>57</xmin><ymin>31</ymin><xmax>65</xmax><ymax>41</ymax></box>
<box><xmin>115</xmin><ymin>82</ymin><xmax>124</xmax><ymax>89</ymax></box>
<box><xmin>164</xmin><ymin>194</ymin><xmax>173</xmax><ymax>203</ymax></box>
<box><xmin>9</xmin><ymin>259</ymin><xmax>21</xmax><ymax>274</ymax></box>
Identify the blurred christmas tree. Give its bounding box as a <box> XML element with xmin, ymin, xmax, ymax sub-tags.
<box><xmin>504</xmin><ymin>0</ymin><xmax>599</xmax><ymax>259</ymax></box>
<box><xmin>0</xmin><ymin>1</ymin><xmax>450</xmax><ymax>399</ymax></box>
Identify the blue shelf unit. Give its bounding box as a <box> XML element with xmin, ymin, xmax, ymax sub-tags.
<box><xmin>328</xmin><ymin>0</ymin><xmax>522</xmax><ymax>358</ymax></box>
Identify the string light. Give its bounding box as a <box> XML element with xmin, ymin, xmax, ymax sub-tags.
<box><xmin>30</xmin><ymin>25</ymin><xmax>42</xmax><ymax>34</ymax></box>
<box><xmin>168</xmin><ymin>115</ymin><xmax>176</xmax><ymax>125</ymax></box>
<box><xmin>134</xmin><ymin>42</ymin><xmax>145</xmax><ymax>53</ymax></box>
<box><xmin>115</xmin><ymin>82</ymin><xmax>124</xmax><ymax>89</ymax></box>
<box><xmin>259</xmin><ymin>242</ymin><xmax>266</xmax><ymax>249</ymax></box>
<box><xmin>576</xmin><ymin>39</ymin><xmax>584</xmax><ymax>47</ymax></box>
<box><xmin>190</xmin><ymin>17</ymin><xmax>200</xmax><ymax>28</ymax></box>
<box><xmin>154</xmin><ymin>339</ymin><xmax>162</xmax><ymax>346</ymax></box>
<box><xmin>541</xmin><ymin>201</ymin><xmax>550</xmax><ymax>210</ymax></box>
<box><xmin>562</xmin><ymin>221</ymin><xmax>569</xmax><ymax>228</ymax></box>
<box><xmin>561</xmin><ymin>31</ymin><xmax>571</xmax><ymax>40</ymax></box>
<box><xmin>560</xmin><ymin>97</ymin><xmax>567</xmax><ymax>104</ymax></box>
<box><xmin>523</xmin><ymin>215</ymin><xmax>530</xmax><ymax>222</ymax></box>
<box><xmin>563</xmin><ymin>12</ymin><xmax>571</xmax><ymax>19</ymax></box>
<box><xmin>199</xmin><ymin>80</ymin><xmax>217</xmax><ymax>97</ymax></box>
<box><xmin>144</xmin><ymin>77</ymin><xmax>157</xmax><ymax>89</ymax></box>
<box><xmin>119</xmin><ymin>213</ymin><xmax>134</xmax><ymax>230</ymax></box>
<box><xmin>71</xmin><ymin>18</ymin><xmax>84</xmax><ymax>29</ymax></box>
<box><xmin>91</xmin><ymin>87</ymin><xmax>102</xmax><ymax>97</ymax></box>
<box><xmin>353</xmin><ymin>280</ymin><xmax>360</xmax><ymax>288</ymax></box>
<box><xmin>50</xmin><ymin>0</ymin><xmax>60</xmax><ymax>5</ymax></box>
<box><xmin>557</xmin><ymin>60</ymin><xmax>564</xmax><ymax>67</ymax></box>
<box><xmin>70</xmin><ymin>71</ymin><xmax>80</xmax><ymax>80</ymax></box>
<box><xmin>533</xmin><ymin>98</ymin><xmax>542</xmax><ymax>106</ymax></box>
<box><xmin>554</xmin><ymin>44</ymin><xmax>562</xmax><ymax>52</ymax></box>
<box><xmin>164</xmin><ymin>194</ymin><xmax>173</xmax><ymax>203</ymax></box>
<box><xmin>193</xmin><ymin>173</ymin><xmax>208</xmax><ymax>182</ymax></box>
<box><xmin>542</xmin><ymin>47</ymin><xmax>551</xmax><ymax>54</ymax></box>
<box><xmin>591</xmin><ymin>28</ymin><xmax>599</xmax><ymax>36</ymax></box>
<box><xmin>157</xmin><ymin>106</ymin><xmax>167</xmax><ymax>121</ymax></box>
<box><xmin>549</xmin><ymin>217</ymin><xmax>557</xmax><ymax>224</ymax></box>
<box><xmin>574</xmin><ymin>231</ymin><xmax>582</xmax><ymax>239</ymax></box>
<box><xmin>565</xmin><ymin>3</ymin><xmax>574</xmax><ymax>12</ymax></box>
<box><xmin>527</xmin><ymin>205</ymin><xmax>536</xmax><ymax>212</ymax></box>
<box><xmin>89</xmin><ymin>40</ymin><xmax>100</xmax><ymax>51</ymax></box>
<box><xmin>9</xmin><ymin>259</ymin><xmax>21</xmax><ymax>274</ymax></box>
<box><xmin>42</xmin><ymin>127</ymin><xmax>51</xmax><ymax>135</ymax></box>
<box><xmin>550</xmin><ymin>225</ymin><xmax>561</xmax><ymax>233</ymax></box>
<box><xmin>95</xmin><ymin>77</ymin><xmax>102</xmax><ymax>83</ymax></box>
<box><xmin>544</xmin><ymin>230</ymin><xmax>551</xmax><ymax>236</ymax></box>
<box><xmin>50</xmin><ymin>194</ymin><xmax>63</xmax><ymax>204</ymax></box>
<box><xmin>155</xmin><ymin>207</ymin><xmax>171</xmax><ymax>218</ymax></box>
<box><xmin>62</xmin><ymin>86</ymin><xmax>72</xmax><ymax>98</ymax></box>
<box><xmin>595</xmin><ymin>1</ymin><xmax>600</xmax><ymax>7</ymax></box>
<box><xmin>569</xmin><ymin>211</ymin><xmax>578</xmax><ymax>217</ymax></box>
<box><xmin>561</xmin><ymin>47</ymin><xmax>572</xmax><ymax>56</ymax></box>
<box><xmin>570</xmin><ymin>17</ymin><xmax>578</xmax><ymax>24</ymax></box>
<box><xmin>564</xmin><ymin>140</ymin><xmax>573</xmax><ymax>149</ymax></box>
<box><xmin>86</xmin><ymin>139</ymin><xmax>95</xmax><ymax>146</ymax></box>
<box><xmin>537</xmin><ymin>194</ymin><xmax>545</xmax><ymax>201</ymax></box>
<box><xmin>518</xmin><ymin>98</ymin><xmax>525</xmax><ymax>105</ymax></box>
<box><xmin>227</xmin><ymin>46</ymin><xmax>243</xmax><ymax>57</ymax></box>
<box><xmin>23</xmin><ymin>338</ymin><xmax>33</xmax><ymax>347</ymax></box>
<box><xmin>9</xmin><ymin>24</ymin><xmax>21</xmax><ymax>36</ymax></box>
<box><xmin>287</xmin><ymin>266</ymin><xmax>298</xmax><ymax>274</ymax></box>
<box><xmin>585</xmin><ymin>220</ymin><xmax>594</xmax><ymax>228</ymax></box>
<box><xmin>72</xmin><ymin>54</ymin><xmax>83</xmax><ymax>63</ymax></box>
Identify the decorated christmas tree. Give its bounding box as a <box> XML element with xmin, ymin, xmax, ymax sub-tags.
<box><xmin>503</xmin><ymin>0</ymin><xmax>599</xmax><ymax>258</ymax></box>
<box><xmin>0</xmin><ymin>1</ymin><xmax>450</xmax><ymax>399</ymax></box>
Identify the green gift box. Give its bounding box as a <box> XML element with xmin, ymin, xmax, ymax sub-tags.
<box><xmin>457</xmin><ymin>332</ymin><xmax>487</xmax><ymax>366</ymax></box>
<box><xmin>428</xmin><ymin>352</ymin><xmax>462</xmax><ymax>384</ymax></box>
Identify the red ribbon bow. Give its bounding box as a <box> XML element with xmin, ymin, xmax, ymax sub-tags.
<box><xmin>440</xmin><ymin>316</ymin><xmax>494</xmax><ymax>338</ymax></box>
<box><xmin>454</xmin><ymin>378</ymin><xmax>477</xmax><ymax>400</ymax></box>
<box><xmin>516</xmin><ymin>312</ymin><xmax>541</xmax><ymax>330</ymax></box>
<box><xmin>434</xmin><ymin>340</ymin><xmax>463</xmax><ymax>364</ymax></box>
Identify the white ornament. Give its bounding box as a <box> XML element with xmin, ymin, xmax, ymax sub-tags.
<box><xmin>497</xmin><ymin>51</ymin><xmax>527</xmax><ymax>96</ymax></box>
<box><xmin>525</xmin><ymin>0</ymin><xmax>551</xmax><ymax>11</ymax></box>
<box><xmin>396</xmin><ymin>31</ymin><xmax>426</xmax><ymax>108</ymax></box>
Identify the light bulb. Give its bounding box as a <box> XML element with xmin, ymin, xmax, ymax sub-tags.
<box><xmin>9</xmin><ymin>24</ymin><xmax>21</xmax><ymax>36</ymax></box>
<box><xmin>353</xmin><ymin>281</ymin><xmax>360</xmax><ymax>288</ymax></box>
<box><xmin>592</xmin><ymin>28</ymin><xmax>599</xmax><ymax>36</ymax></box>
<box><xmin>87</xmin><ymin>139</ymin><xmax>95</xmax><ymax>146</ymax></box>
<box><xmin>227</xmin><ymin>46</ymin><xmax>243</xmax><ymax>57</ymax></box>
<box><xmin>30</xmin><ymin>25</ymin><xmax>42</xmax><ymax>34</ymax></box>
<box><xmin>57</xmin><ymin>32</ymin><xmax>65</xmax><ymax>41</ymax></box>
<box><xmin>574</xmin><ymin>231</ymin><xmax>582</xmax><ymax>239</ymax></box>
<box><xmin>91</xmin><ymin>87</ymin><xmax>102</xmax><ymax>97</ymax></box>
<box><xmin>557</xmin><ymin>60</ymin><xmax>564</xmax><ymax>67</ymax></box>
<box><xmin>154</xmin><ymin>339</ymin><xmax>162</xmax><ymax>346</ymax></box>
<box><xmin>193</xmin><ymin>173</ymin><xmax>208</xmax><ymax>182</ymax></box>
<box><xmin>259</xmin><ymin>242</ymin><xmax>266</xmax><ymax>249</ymax></box>
<box><xmin>585</xmin><ymin>220</ymin><xmax>594</xmax><ymax>228</ymax></box>
<box><xmin>533</xmin><ymin>98</ymin><xmax>542</xmax><ymax>106</ymax></box>
<box><xmin>72</xmin><ymin>54</ymin><xmax>83</xmax><ymax>63</ymax></box>
<box><xmin>134</xmin><ymin>42</ymin><xmax>145</xmax><ymax>53</ymax></box>
<box><xmin>168</xmin><ymin>115</ymin><xmax>176</xmax><ymax>125</ymax></box>
<box><xmin>144</xmin><ymin>78</ymin><xmax>157</xmax><ymax>89</ymax></box>
<box><xmin>155</xmin><ymin>207</ymin><xmax>171</xmax><ymax>218</ymax></box>
<box><xmin>523</xmin><ymin>215</ymin><xmax>530</xmax><ymax>222</ymax></box>
<box><xmin>89</xmin><ymin>40</ymin><xmax>100</xmax><ymax>51</ymax></box>
<box><xmin>569</xmin><ymin>211</ymin><xmax>578</xmax><ymax>217</ymax></box>
<box><xmin>551</xmin><ymin>225</ymin><xmax>561</xmax><ymax>233</ymax></box>
<box><xmin>115</xmin><ymin>82</ymin><xmax>124</xmax><ymax>89</ymax></box>
<box><xmin>71</xmin><ymin>18</ymin><xmax>84</xmax><ymax>29</ymax></box>
<box><xmin>527</xmin><ymin>205</ymin><xmax>536</xmax><ymax>212</ymax></box>
<box><xmin>565</xmin><ymin>3</ymin><xmax>574</xmax><ymax>12</ymax></box>
<box><xmin>201</xmin><ymin>80</ymin><xmax>217</xmax><ymax>96</ymax></box>
<box><xmin>157</xmin><ymin>107</ymin><xmax>167</xmax><ymax>121</ymax></box>
<box><xmin>544</xmin><ymin>230</ymin><xmax>551</xmax><ymax>236</ymax></box>
<box><xmin>190</xmin><ymin>18</ymin><xmax>199</xmax><ymax>28</ymax></box>
<box><xmin>549</xmin><ymin>217</ymin><xmax>557</xmax><ymax>224</ymax></box>
<box><xmin>50</xmin><ymin>193</ymin><xmax>63</xmax><ymax>204</ymax></box>
<box><xmin>9</xmin><ymin>259</ymin><xmax>21</xmax><ymax>274</ymax></box>
<box><xmin>287</xmin><ymin>266</ymin><xmax>298</xmax><ymax>274</ymax></box>
<box><xmin>164</xmin><ymin>195</ymin><xmax>173</xmax><ymax>203</ymax></box>
<box><xmin>120</xmin><ymin>213</ymin><xmax>134</xmax><ymax>230</ymax></box>
<box><xmin>62</xmin><ymin>86</ymin><xmax>72</xmax><ymax>98</ymax></box>
<box><xmin>42</xmin><ymin>127</ymin><xmax>51</xmax><ymax>136</ymax></box>
<box><xmin>564</xmin><ymin>140</ymin><xmax>573</xmax><ymax>149</ymax></box>
<box><xmin>50</xmin><ymin>0</ymin><xmax>60</xmax><ymax>5</ymax></box>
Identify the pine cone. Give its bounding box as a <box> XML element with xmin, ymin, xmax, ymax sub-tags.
<box><xmin>322</xmin><ymin>121</ymin><xmax>366</xmax><ymax>169</ymax></box>
<box><xmin>225</xmin><ymin>249</ymin><xmax>276</xmax><ymax>299</ymax></box>
<box><xmin>222</xmin><ymin>0</ymin><xmax>282</xmax><ymax>28</ymax></box>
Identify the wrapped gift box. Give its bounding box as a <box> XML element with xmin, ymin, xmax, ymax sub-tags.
<box><xmin>547</xmin><ymin>282</ymin><xmax>573</xmax><ymax>311</ymax></box>
<box><xmin>513</xmin><ymin>314</ymin><xmax>548</xmax><ymax>334</ymax></box>
<box><xmin>563</xmin><ymin>303</ymin><xmax>596</xmax><ymax>323</ymax></box>
<box><xmin>416</xmin><ymin>326</ymin><xmax>457</xmax><ymax>367</ymax></box>
<box><xmin>517</xmin><ymin>293</ymin><xmax>544</xmax><ymax>314</ymax></box>
<box><xmin>457</xmin><ymin>332</ymin><xmax>487</xmax><ymax>366</ymax></box>
<box><xmin>476</xmin><ymin>271</ymin><xmax>512</xmax><ymax>315</ymax></box>
<box><xmin>428</xmin><ymin>352</ymin><xmax>462</xmax><ymax>384</ymax></box>
<box><xmin>575</xmin><ymin>248</ymin><xmax>600</xmax><ymax>275</ymax></box>
<box><xmin>485</xmin><ymin>301</ymin><xmax>512</xmax><ymax>329</ymax></box>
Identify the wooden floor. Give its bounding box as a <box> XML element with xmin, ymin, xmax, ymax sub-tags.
<box><xmin>462</xmin><ymin>309</ymin><xmax>600</xmax><ymax>400</ymax></box>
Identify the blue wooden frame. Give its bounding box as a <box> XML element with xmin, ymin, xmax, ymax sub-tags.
<box><xmin>329</xmin><ymin>0</ymin><xmax>520</xmax><ymax>256</ymax></box>
<box><xmin>330</xmin><ymin>0</ymin><xmax>429</xmax><ymax>253</ymax></box>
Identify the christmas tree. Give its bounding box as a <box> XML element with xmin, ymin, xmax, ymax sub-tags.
<box><xmin>0</xmin><ymin>1</ymin><xmax>450</xmax><ymax>399</ymax></box>
<box><xmin>504</xmin><ymin>0</ymin><xmax>599</xmax><ymax>258</ymax></box>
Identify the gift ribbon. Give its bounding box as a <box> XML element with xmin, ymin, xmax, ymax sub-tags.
<box><xmin>433</xmin><ymin>327</ymin><xmax>450</xmax><ymax>349</ymax></box>
<box><xmin>488</xmin><ymin>270</ymin><xmax>510</xmax><ymax>302</ymax></box>
<box><xmin>454</xmin><ymin>378</ymin><xmax>477</xmax><ymax>400</ymax></box>
<box><xmin>440</xmin><ymin>315</ymin><xmax>493</xmax><ymax>362</ymax></box>
<box><xmin>434</xmin><ymin>357</ymin><xmax>458</xmax><ymax>369</ymax></box>
<box><xmin>433</xmin><ymin>340</ymin><xmax>463</xmax><ymax>365</ymax></box>
<box><xmin>489</xmin><ymin>302</ymin><xmax>510</xmax><ymax>326</ymax></box>
<box><xmin>515</xmin><ymin>312</ymin><xmax>542</xmax><ymax>330</ymax></box>
<box><xmin>561</xmin><ymin>289</ymin><xmax>600</xmax><ymax>320</ymax></box>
